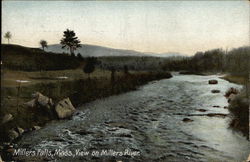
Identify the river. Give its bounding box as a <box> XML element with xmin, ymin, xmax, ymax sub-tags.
<box><xmin>17</xmin><ymin>74</ymin><xmax>249</xmax><ymax>162</ymax></box>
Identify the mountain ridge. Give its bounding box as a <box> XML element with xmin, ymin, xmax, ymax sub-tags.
<box><xmin>45</xmin><ymin>44</ymin><xmax>184</xmax><ymax>57</ymax></box>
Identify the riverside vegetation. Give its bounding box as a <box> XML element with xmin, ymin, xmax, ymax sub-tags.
<box><xmin>0</xmin><ymin>44</ymin><xmax>172</xmax><ymax>143</ymax></box>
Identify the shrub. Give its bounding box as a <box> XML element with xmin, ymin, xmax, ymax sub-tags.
<box><xmin>225</xmin><ymin>87</ymin><xmax>239</xmax><ymax>98</ymax></box>
<box><xmin>83</xmin><ymin>57</ymin><xmax>97</xmax><ymax>78</ymax></box>
<box><xmin>228</xmin><ymin>88</ymin><xmax>249</xmax><ymax>138</ymax></box>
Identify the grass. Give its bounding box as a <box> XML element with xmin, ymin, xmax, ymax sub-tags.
<box><xmin>220</xmin><ymin>74</ymin><xmax>248</xmax><ymax>85</ymax></box>
<box><xmin>1</xmin><ymin>69</ymin><xmax>121</xmax><ymax>87</ymax></box>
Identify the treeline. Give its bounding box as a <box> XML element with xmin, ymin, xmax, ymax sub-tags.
<box><xmin>98</xmin><ymin>56</ymin><xmax>168</xmax><ymax>71</ymax></box>
<box><xmin>1</xmin><ymin>44</ymin><xmax>82</xmax><ymax>71</ymax></box>
<box><xmin>162</xmin><ymin>46</ymin><xmax>250</xmax><ymax>77</ymax></box>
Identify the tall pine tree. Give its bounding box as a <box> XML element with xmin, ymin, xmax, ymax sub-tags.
<box><xmin>60</xmin><ymin>29</ymin><xmax>81</xmax><ymax>55</ymax></box>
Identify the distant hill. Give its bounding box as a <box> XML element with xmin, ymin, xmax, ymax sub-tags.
<box><xmin>2</xmin><ymin>44</ymin><xmax>81</xmax><ymax>71</ymax></box>
<box><xmin>144</xmin><ymin>52</ymin><xmax>184</xmax><ymax>57</ymax></box>
<box><xmin>46</xmin><ymin>44</ymin><xmax>184</xmax><ymax>57</ymax></box>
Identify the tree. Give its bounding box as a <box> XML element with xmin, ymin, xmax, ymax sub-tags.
<box><xmin>123</xmin><ymin>65</ymin><xmax>129</xmax><ymax>74</ymax></box>
<box><xmin>60</xmin><ymin>29</ymin><xmax>81</xmax><ymax>55</ymax></box>
<box><xmin>77</xmin><ymin>53</ymin><xmax>84</xmax><ymax>61</ymax></box>
<box><xmin>4</xmin><ymin>31</ymin><xmax>12</xmax><ymax>44</ymax></box>
<box><xmin>83</xmin><ymin>57</ymin><xmax>96</xmax><ymax>79</ymax></box>
<box><xmin>40</xmin><ymin>40</ymin><xmax>48</xmax><ymax>51</ymax></box>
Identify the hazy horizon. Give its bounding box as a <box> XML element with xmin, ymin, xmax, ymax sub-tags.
<box><xmin>2</xmin><ymin>1</ymin><xmax>249</xmax><ymax>55</ymax></box>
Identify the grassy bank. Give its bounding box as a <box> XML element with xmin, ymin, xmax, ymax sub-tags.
<box><xmin>2</xmin><ymin>69</ymin><xmax>114</xmax><ymax>87</ymax></box>
<box><xmin>0</xmin><ymin>69</ymin><xmax>172</xmax><ymax>142</ymax></box>
<box><xmin>220</xmin><ymin>74</ymin><xmax>248</xmax><ymax>85</ymax></box>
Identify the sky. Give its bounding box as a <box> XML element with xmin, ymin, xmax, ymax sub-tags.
<box><xmin>2</xmin><ymin>1</ymin><xmax>250</xmax><ymax>55</ymax></box>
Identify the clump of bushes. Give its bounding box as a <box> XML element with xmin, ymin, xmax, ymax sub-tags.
<box><xmin>225</xmin><ymin>87</ymin><xmax>239</xmax><ymax>98</ymax></box>
<box><xmin>228</xmin><ymin>87</ymin><xmax>249</xmax><ymax>139</ymax></box>
<box><xmin>83</xmin><ymin>57</ymin><xmax>97</xmax><ymax>79</ymax></box>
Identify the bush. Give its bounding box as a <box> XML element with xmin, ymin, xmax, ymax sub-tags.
<box><xmin>228</xmin><ymin>88</ymin><xmax>249</xmax><ymax>138</ymax></box>
<box><xmin>83</xmin><ymin>57</ymin><xmax>97</xmax><ymax>78</ymax></box>
<box><xmin>225</xmin><ymin>87</ymin><xmax>239</xmax><ymax>98</ymax></box>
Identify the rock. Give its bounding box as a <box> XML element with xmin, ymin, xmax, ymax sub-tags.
<box><xmin>8</xmin><ymin>129</ymin><xmax>19</xmax><ymax>141</ymax></box>
<box><xmin>225</xmin><ymin>87</ymin><xmax>239</xmax><ymax>98</ymax></box>
<box><xmin>6</xmin><ymin>148</ymin><xmax>15</xmax><ymax>153</ymax></box>
<box><xmin>55</xmin><ymin>98</ymin><xmax>75</xmax><ymax>119</ymax></box>
<box><xmin>197</xmin><ymin>109</ymin><xmax>207</xmax><ymax>112</ymax></box>
<box><xmin>118</xmin><ymin>133</ymin><xmax>133</xmax><ymax>138</ymax></box>
<box><xmin>27</xmin><ymin>92</ymin><xmax>54</xmax><ymax>117</ymax></box>
<box><xmin>76</xmin><ymin>129</ymin><xmax>92</xmax><ymax>135</ymax></box>
<box><xmin>206</xmin><ymin>113</ymin><xmax>227</xmax><ymax>117</ymax></box>
<box><xmin>32</xmin><ymin>126</ymin><xmax>41</xmax><ymax>130</ymax></box>
<box><xmin>25</xmin><ymin>99</ymin><xmax>36</xmax><ymax>108</ymax></box>
<box><xmin>182</xmin><ymin>118</ymin><xmax>193</xmax><ymax>122</ymax></box>
<box><xmin>211</xmin><ymin>90</ymin><xmax>220</xmax><ymax>93</ymax></box>
<box><xmin>187</xmin><ymin>113</ymin><xmax>227</xmax><ymax>117</ymax></box>
<box><xmin>52</xmin><ymin>137</ymin><xmax>65</xmax><ymax>142</ymax></box>
<box><xmin>208</xmin><ymin>80</ymin><xmax>218</xmax><ymax>84</ymax></box>
<box><xmin>15</xmin><ymin>127</ymin><xmax>25</xmax><ymax>135</ymax></box>
<box><xmin>1</xmin><ymin>114</ymin><xmax>13</xmax><ymax>125</ymax></box>
<box><xmin>33</xmin><ymin>92</ymin><xmax>54</xmax><ymax>107</ymax></box>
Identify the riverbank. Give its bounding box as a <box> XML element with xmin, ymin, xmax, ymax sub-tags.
<box><xmin>220</xmin><ymin>74</ymin><xmax>249</xmax><ymax>139</ymax></box>
<box><xmin>0</xmin><ymin>69</ymin><xmax>172</xmax><ymax>143</ymax></box>
<box><xmin>220</xmin><ymin>74</ymin><xmax>248</xmax><ymax>85</ymax></box>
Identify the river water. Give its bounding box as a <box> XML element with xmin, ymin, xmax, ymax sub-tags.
<box><xmin>17</xmin><ymin>74</ymin><xmax>249</xmax><ymax>162</ymax></box>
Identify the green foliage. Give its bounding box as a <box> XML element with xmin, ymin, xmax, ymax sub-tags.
<box><xmin>161</xmin><ymin>46</ymin><xmax>250</xmax><ymax>77</ymax></box>
<box><xmin>83</xmin><ymin>57</ymin><xmax>97</xmax><ymax>77</ymax></box>
<box><xmin>77</xmin><ymin>53</ymin><xmax>84</xmax><ymax>61</ymax></box>
<box><xmin>123</xmin><ymin>65</ymin><xmax>129</xmax><ymax>74</ymax></box>
<box><xmin>40</xmin><ymin>40</ymin><xmax>48</xmax><ymax>51</ymax></box>
<box><xmin>228</xmin><ymin>88</ymin><xmax>249</xmax><ymax>138</ymax></box>
<box><xmin>60</xmin><ymin>29</ymin><xmax>81</xmax><ymax>55</ymax></box>
<box><xmin>98</xmin><ymin>56</ymin><xmax>168</xmax><ymax>71</ymax></box>
<box><xmin>4</xmin><ymin>31</ymin><xmax>12</xmax><ymax>44</ymax></box>
<box><xmin>225</xmin><ymin>47</ymin><xmax>250</xmax><ymax>77</ymax></box>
